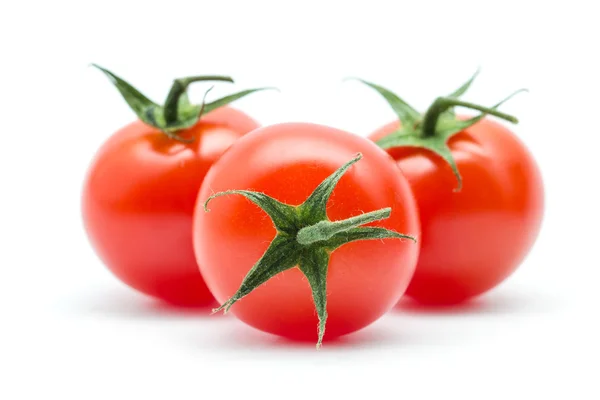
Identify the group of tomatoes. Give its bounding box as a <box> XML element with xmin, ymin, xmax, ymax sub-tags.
<box><xmin>82</xmin><ymin>66</ymin><xmax>544</xmax><ymax>347</ymax></box>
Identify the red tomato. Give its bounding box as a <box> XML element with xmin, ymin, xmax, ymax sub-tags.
<box><xmin>193</xmin><ymin>123</ymin><xmax>420</xmax><ymax>341</ymax></box>
<box><xmin>82</xmin><ymin>106</ymin><xmax>259</xmax><ymax>305</ymax></box>
<box><xmin>370</xmin><ymin>117</ymin><xmax>544</xmax><ymax>304</ymax></box>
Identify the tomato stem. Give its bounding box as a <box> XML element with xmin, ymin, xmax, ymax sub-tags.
<box><xmin>421</xmin><ymin>96</ymin><xmax>518</xmax><ymax>138</ymax></box>
<box><xmin>163</xmin><ymin>76</ymin><xmax>233</xmax><ymax>125</ymax></box>
<box><xmin>93</xmin><ymin>64</ymin><xmax>274</xmax><ymax>140</ymax></box>
<box><xmin>353</xmin><ymin>73</ymin><xmax>526</xmax><ymax>190</ymax></box>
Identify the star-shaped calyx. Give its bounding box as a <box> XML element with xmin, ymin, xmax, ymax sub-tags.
<box><xmin>204</xmin><ymin>153</ymin><xmax>416</xmax><ymax>348</ymax></box>
<box><xmin>351</xmin><ymin>70</ymin><xmax>527</xmax><ymax>190</ymax></box>
<box><xmin>92</xmin><ymin>64</ymin><xmax>274</xmax><ymax>142</ymax></box>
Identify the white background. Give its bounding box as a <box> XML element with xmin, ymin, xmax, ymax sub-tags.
<box><xmin>1</xmin><ymin>0</ymin><xmax>598</xmax><ymax>398</ymax></box>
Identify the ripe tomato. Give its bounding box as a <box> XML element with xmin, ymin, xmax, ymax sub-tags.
<box><xmin>82</xmin><ymin>66</ymin><xmax>267</xmax><ymax>306</ymax></box>
<box><xmin>371</xmin><ymin>118</ymin><xmax>543</xmax><ymax>304</ymax></box>
<box><xmin>359</xmin><ymin>74</ymin><xmax>544</xmax><ymax>304</ymax></box>
<box><xmin>193</xmin><ymin>123</ymin><xmax>420</xmax><ymax>343</ymax></box>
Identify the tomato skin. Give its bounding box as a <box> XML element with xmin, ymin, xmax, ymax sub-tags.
<box><xmin>193</xmin><ymin>122</ymin><xmax>420</xmax><ymax>340</ymax></box>
<box><xmin>82</xmin><ymin>107</ymin><xmax>259</xmax><ymax>306</ymax></box>
<box><xmin>370</xmin><ymin>117</ymin><xmax>544</xmax><ymax>304</ymax></box>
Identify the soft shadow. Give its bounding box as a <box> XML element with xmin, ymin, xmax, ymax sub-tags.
<box><xmin>395</xmin><ymin>289</ymin><xmax>558</xmax><ymax>316</ymax></box>
<box><xmin>190</xmin><ymin>320</ymin><xmax>424</xmax><ymax>355</ymax></box>
<box><xmin>65</xmin><ymin>288</ymin><xmax>224</xmax><ymax>320</ymax></box>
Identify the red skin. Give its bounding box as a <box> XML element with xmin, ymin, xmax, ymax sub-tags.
<box><xmin>370</xmin><ymin>117</ymin><xmax>544</xmax><ymax>305</ymax></box>
<box><xmin>82</xmin><ymin>107</ymin><xmax>259</xmax><ymax>306</ymax></box>
<box><xmin>193</xmin><ymin>123</ymin><xmax>420</xmax><ymax>341</ymax></box>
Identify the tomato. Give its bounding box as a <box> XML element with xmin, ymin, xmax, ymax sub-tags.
<box><xmin>193</xmin><ymin>122</ymin><xmax>420</xmax><ymax>344</ymax></box>
<box><xmin>82</xmin><ymin>66</ymin><xmax>267</xmax><ymax>306</ymax></box>
<box><xmin>358</xmin><ymin>74</ymin><xmax>544</xmax><ymax>304</ymax></box>
<box><xmin>371</xmin><ymin>118</ymin><xmax>543</xmax><ymax>304</ymax></box>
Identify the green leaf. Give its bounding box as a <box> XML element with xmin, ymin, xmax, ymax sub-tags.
<box><xmin>176</xmin><ymin>92</ymin><xmax>194</xmax><ymax>118</ymax></box>
<box><xmin>375</xmin><ymin>132</ymin><xmax>463</xmax><ymax>190</ymax></box>
<box><xmin>375</xmin><ymin>128</ymin><xmax>425</xmax><ymax>150</ymax></box>
<box><xmin>445</xmin><ymin>69</ymin><xmax>480</xmax><ymax>117</ymax></box>
<box><xmin>326</xmin><ymin>227</ymin><xmax>416</xmax><ymax>250</ymax></box>
<box><xmin>448</xmin><ymin>68</ymin><xmax>480</xmax><ymax>99</ymax></box>
<box><xmin>214</xmin><ymin>235</ymin><xmax>301</xmax><ymax>313</ymax></box>
<box><xmin>92</xmin><ymin>64</ymin><xmax>160</xmax><ymax>127</ymax></box>
<box><xmin>297</xmin><ymin>208</ymin><xmax>392</xmax><ymax>245</ymax></box>
<box><xmin>351</xmin><ymin>79</ymin><xmax>420</xmax><ymax>125</ymax></box>
<box><xmin>431</xmin><ymin>143</ymin><xmax>462</xmax><ymax>191</ymax></box>
<box><xmin>298</xmin><ymin>248</ymin><xmax>330</xmax><ymax>348</ymax></box>
<box><xmin>298</xmin><ymin>153</ymin><xmax>363</xmax><ymax>224</ymax></box>
<box><xmin>204</xmin><ymin>190</ymin><xmax>299</xmax><ymax>234</ymax></box>
<box><xmin>202</xmin><ymin>87</ymin><xmax>277</xmax><ymax>116</ymax></box>
<box><xmin>437</xmin><ymin>89</ymin><xmax>528</xmax><ymax>140</ymax></box>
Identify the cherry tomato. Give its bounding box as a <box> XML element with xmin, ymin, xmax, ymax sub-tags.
<box><xmin>370</xmin><ymin>117</ymin><xmax>544</xmax><ymax>304</ymax></box>
<box><xmin>82</xmin><ymin>106</ymin><xmax>260</xmax><ymax>305</ymax></box>
<box><xmin>193</xmin><ymin>122</ymin><xmax>420</xmax><ymax>342</ymax></box>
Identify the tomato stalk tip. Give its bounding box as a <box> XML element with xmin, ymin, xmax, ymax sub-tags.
<box><xmin>162</xmin><ymin>75</ymin><xmax>233</xmax><ymax>125</ymax></box>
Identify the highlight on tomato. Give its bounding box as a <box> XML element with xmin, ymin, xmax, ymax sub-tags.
<box><xmin>82</xmin><ymin>65</ymin><xmax>273</xmax><ymax>306</ymax></box>
<box><xmin>193</xmin><ymin>123</ymin><xmax>421</xmax><ymax>347</ymax></box>
<box><xmin>351</xmin><ymin>71</ymin><xmax>544</xmax><ymax>305</ymax></box>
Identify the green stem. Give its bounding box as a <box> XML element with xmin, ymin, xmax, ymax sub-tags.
<box><xmin>421</xmin><ymin>96</ymin><xmax>518</xmax><ymax>138</ymax></box>
<box><xmin>296</xmin><ymin>208</ymin><xmax>392</xmax><ymax>245</ymax></box>
<box><xmin>163</xmin><ymin>75</ymin><xmax>233</xmax><ymax>125</ymax></box>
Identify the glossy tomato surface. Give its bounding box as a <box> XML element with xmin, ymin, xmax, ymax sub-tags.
<box><xmin>82</xmin><ymin>107</ymin><xmax>259</xmax><ymax>306</ymax></box>
<box><xmin>193</xmin><ymin>123</ymin><xmax>420</xmax><ymax>340</ymax></box>
<box><xmin>370</xmin><ymin>117</ymin><xmax>544</xmax><ymax>304</ymax></box>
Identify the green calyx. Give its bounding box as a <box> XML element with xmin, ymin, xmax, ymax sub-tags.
<box><xmin>92</xmin><ymin>64</ymin><xmax>274</xmax><ymax>142</ymax></box>
<box><xmin>352</xmin><ymin>70</ymin><xmax>527</xmax><ymax>190</ymax></box>
<box><xmin>204</xmin><ymin>153</ymin><xmax>416</xmax><ymax>348</ymax></box>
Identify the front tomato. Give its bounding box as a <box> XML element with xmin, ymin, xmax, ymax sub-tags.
<box><xmin>193</xmin><ymin>122</ymin><xmax>420</xmax><ymax>346</ymax></box>
<box><xmin>82</xmin><ymin>66</ymin><xmax>269</xmax><ymax>306</ymax></box>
